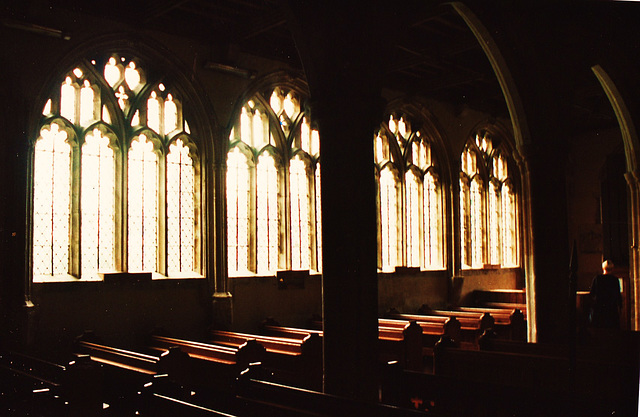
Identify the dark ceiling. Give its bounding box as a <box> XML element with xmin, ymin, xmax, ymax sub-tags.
<box><xmin>3</xmin><ymin>0</ymin><xmax>624</xmax><ymax>132</ymax></box>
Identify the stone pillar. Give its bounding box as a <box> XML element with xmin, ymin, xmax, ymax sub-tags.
<box><xmin>311</xmin><ymin>93</ymin><xmax>384</xmax><ymax>400</ymax></box>
<box><xmin>281</xmin><ymin>0</ymin><xmax>393</xmax><ymax>401</ymax></box>
<box><xmin>625</xmin><ymin>170</ymin><xmax>640</xmax><ymax>330</ymax></box>
<box><xmin>211</xmin><ymin>134</ymin><xmax>233</xmax><ymax>330</ymax></box>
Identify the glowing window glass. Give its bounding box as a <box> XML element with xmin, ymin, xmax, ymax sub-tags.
<box><xmin>127</xmin><ymin>134</ymin><xmax>158</xmax><ymax>272</ymax></box>
<box><xmin>32</xmin><ymin>123</ymin><xmax>71</xmax><ymax>277</ymax></box>
<box><xmin>167</xmin><ymin>139</ymin><xmax>195</xmax><ymax>274</ymax></box>
<box><xmin>81</xmin><ymin>129</ymin><xmax>115</xmax><ymax>276</ymax></box>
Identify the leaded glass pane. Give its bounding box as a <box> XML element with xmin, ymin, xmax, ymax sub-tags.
<box><xmin>104</xmin><ymin>57</ymin><xmax>121</xmax><ymax>87</ymax></box>
<box><xmin>405</xmin><ymin>171</ymin><xmax>421</xmax><ymax>268</ymax></box>
<box><xmin>81</xmin><ymin>129</ymin><xmax>115</xmax><ymax>276</ymax></box>
<box><xmin>33</xmin><ymin>124</ymin><xmax>71</xmax><ymax>277</ymax></box>
<box><xmin>315</xmin><ymin>164</ymin><xmax>322</xmax><ymax>273</ymax></box>
<box><xmin>502</xmin><ymin>182</ymin><xmax>518</xmax><ymax>267</ymax></box>
<box><xmin>488</xmin><ymin>182</ymin><xmax>500</xmax><ymax>265</ymax></box>
<box><xmin>60</xmin><ymin>77</ymin><xmax>76</xmax><ymax>123</ymax></box>
<box><xmin>227</xmin><ymin>148</ymin><xmax>251</xmax><ymax>275</ymax></box>
<box><xmin>252</xmin><ymin>109</ymin><xmax>268</xmax><ymax>149</ymax></box>
<box><xmin>380</xmin><ymin>168</ymin><xmax>398</xmax><ymax>272</ymax></box>
<box><xmin>147</xmin><ymin>92</ymin><xmax>161</xmax><ymax>134</ymax></box>
<box><xmin>167</xmin><ymin>139</ymin><xmax>195</xmax><ymax>274</ymax></box>
<box><xmin>256</xmin><ymin>154</ymin><xmax>278</xmax><ymax>275</ymax></box>
<box><xmin>124</xmin><ymin>62</ymin><xmax>141</xmax><ymax>90</ymax></box>
<box><xmin>128</xmin><ymin>134</ymin><xmax>158</xmax><ymax>272</ymax></box>
<box><xmin>240</xmin><ymin>107</ymin><xmax>251</xmax><ymax>145</ymax></box>
<box><xmin>470</xmin><ymin>177</ymin><xmax>484</xmax><ymax>268</ymax></box>
<box><xmin>424</xmin><ymin>172</ymin><xmax>442</xmax><ymax>269</ymax></box>
<box><xmin>290</xmin><ymin>156</ymin><xmax>311</xmax><ymax>270</ymax></box>
<box><xmin>80</xmin><ymin>80</ymin><xmax>95</xmax><ymax>126</ymax></box>
<box><xmin>460</xmin><ymin>178</ymin><xmax>471</xmax><ymax>268</ymax></box>
<box><xmin>164</xmin><ymin>95</ymin><xmax>178</xmax><ymax>133</ymax></box>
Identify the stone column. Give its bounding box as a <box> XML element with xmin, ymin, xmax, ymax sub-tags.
<box><xmin>211</xmin><ymin>132</ymin><xmax>233</xmax><ymax>330</ymax></box>
<box><xmin>282</xmin><ymin>0</ymin><xmax>393</xmax><ymax>401</ymax></box>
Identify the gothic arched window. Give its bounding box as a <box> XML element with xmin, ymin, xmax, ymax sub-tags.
<box><xmin>375</xmin><ymin>112</ymin><xmax>445</xmax><ymax>272</ymax></box>
<box><xmin>32</xmin><ymin>55</ymin><xmax>201</xmax><ymax>281</ymax></box>
<box><xmin>226</xmin><ymin>86</ymin><xmax>321</xmax><ymax>277</ymax></box>
<box><xmin>459</xmin><ymin>130</ymin><xmax>519</xmax><ymax>269</ymax></box>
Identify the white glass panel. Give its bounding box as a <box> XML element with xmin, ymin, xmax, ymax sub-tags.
<box><xmin>502</xmin><ymin>183</ymin><xmax>518</xmax><ymax>267</ymax></box>
<box><xmin>488</xmin><ymin>182</ymin><xmax>501</xmax><ymax>265</ymax></box>
<box><xmin>147</xmin><ymin>92</ymin><xmax>161</xmax><ymax>134</ymax></box>
<box><xmin>290</xmin><ymin>156</ymin><xmax>311</xmax><ymax>270</ymax></box>
<box><xmin>424</xmin><ymin>172</ymin><xmax>442</xmax><ymax>269</ymax></box>
<box><xmin>43</xmin><ymin>99</ymin><xmax>51</xmax><ymax>115</ymax></box>
<box><xmin>315</xmin><ymin>164</ymin><xmax>322</xmax><ymax>273</ymax></box>
<box><xmin>470</xmin><ymin>178</ymin><xmax>484</xmax><ymax>268</ymax></box>
<box><xmin>116</xmin><ymin>86</ymin><xmax>128</xmax><ymax>111</ymax></box>
<box><xmin>253</xmin><ymin>109</ymin><xmax>268</xmax><ymax>149</ymax></box>
<box><xmin>405</xmin><ymin>171</ymin><xmax>421</xmax><ymax>268</ymax></box>
<box><xmin>301</xmin><ymin>117</ymin><xmax>311</xmax><ymax>154</ymax></box>
<box><xmin>256</xmin><ymin>154</ymin><xmax>278</xmax><ymax>275</ymax></box>
<box><xmin>226</xmin><ymin>148</ymin><xmax>251</xmax><ymax>275</ymax></box>
<box><xmin>164</xmin><ymin>94</ymin><xmax>178</xmax><ymax>133</ymax></box>
<box><xmin>124</xmin><ymin>62</ymin><xmax>141</xmax><ymax>90</ymax></box>
<box><xmin>240</xmin><ymin>107</ymin><xmax>251</xmax><ymax>145</ymax></box>
<box><xmin>104</xmin><ymin>57</ymin><xmax>121</xmax><ymax>87</ymax></box>
<box><xmin>311</xmin><ymin>129</ymin><xmax>320</xmax><ymax>156</ymax></box>
<box><xmin>81</xmin><ymin>129</ymin><xmax>115</xmax><ymax>276</ymax></box>
<box><xmin>80</xmin><ymin>80</ymin><xmax>95</xmax><ymax>126</ymax></box>
<box><xmin>167</xmin><ymin>139</ymin><xmax>195</xmax><ymax>274</ymax></box>
<box><xmin>270</xmin><ymin>89</ymin><xmax>283</xmax><ymax>114</ymax></box>
<box><xmin>283</xmin><ymin>92</ymin><xmax>299</xmax><ymax>119</ymax></box>
<box><xmin>102</xmin><ymin>106</ymin><xmax>111</xmax><ymax>124</ymax></box>
<box><xmin>379</xmin><ymin>168</ymin><xmax>398</xmax><ymax>272</ymax></box>
<box><xmin>459</xmin><ymin>178</ymin><xmax>471</xmax><ymax>268</ymax></box>
<box><xmin>60</xmin><ymin>77</ymin><xmax>76</xmax><ymax>123</ymax></box>
<box><xmin>33</xmin><ymin>124</ymin><xmax>71</xmax><ymax>276</ymax></box>
<box><xmin>128</xmin><ymin>134</ymin><xmax>158</xmax><ymax>272</ymax></box>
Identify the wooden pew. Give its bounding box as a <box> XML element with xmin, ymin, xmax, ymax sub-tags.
<box><xmin>432</xmin><ymin>336</ymin><xmax>638</xmax><ymax>416</ymax></box>
<box><xmin>386</xmin><ymin>310</ymin><xmax>488</xmax><ymax>347</ymax></box>
<box><xmin>0</xmin><ymin>350</ymin><xmax>101</xmax><ymax>416</ymax></box>
<box><xmin>209</xmin><ymin>329</ymin><xmax>323</xmax><ymax>390</ymax></box>
<box><xmin>236</xmin><ymin>364</ymin><xmax>433</xmax><ymax>417</ymax></box>
<box><xmin>261</xmin><ymin>319</ymin><xmax>426</xmax><ymax>371</ymax></box>
<box><xmin>74</xmin><ymin>334</ymin><xmax>161</xmax><ymax>414</ymax></box>
<box><xmin>149</xmin><ymin>334</ymin><xmax>268</xmax><ymax>394</ymax></box>
<box><xmin>425</xmin><ymin>304</ymin><xmax>527</xmax><ymax>341</ymax></box>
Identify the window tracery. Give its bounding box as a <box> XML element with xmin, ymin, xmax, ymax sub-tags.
<box><xmin>227</xmin><ymin>85</ymin><xmax>321</xmax><ymax>277</ymax></box>
<box><xmin>375</xmin><ymin>113</ymin><xmax>444</xmax><ymax>272</ymax></box>
<box><xmin>459</xmin><ymin>130</ymin><xmax>519</xmax><ymax>269</ymax></box>
<box><xmin>31</xmin><ymin>54</ymin><xmax>200</xmax><ymax>281</ymax></box>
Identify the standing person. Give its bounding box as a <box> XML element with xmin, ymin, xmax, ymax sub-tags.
<box><xmin>589</xmin><ymin>260</ymin><xmax>622</xmax><ymax>329</ymax></box>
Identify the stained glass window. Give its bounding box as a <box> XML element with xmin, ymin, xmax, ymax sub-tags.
<box><xmin>460</xmin><ymin>134</ymin><xmax>519</xmax><ymax>269</ymax></box>
<box><xmin>290</xmin><ymin>155</ymin><xmax>311</xmax><ymax>270</ymax></box>
<box><xmin>128</xmin><ymin>134</ymin><xmax>158</xmax><ymax>273</ymax></box>
<box><xmin>424</xmin><ymin>171</ymin><xmax>442</xmax><ymax>269</ymax></box>
<box><xmin>315</xmin><ymin>164</ymin><xmax>322</xmax><ymax>273</ymax></box>
<box><xmin>405</xmin><ymin>170</ymin><xmax>421</xmax><ymax>268</ymax></box>
<box><xmin>227</xmin><ymin>147</ymin><xmax>251</xmax><ymax>275</ymax></box>
<box><xmin>256</xmin><ymin>153</ymin><xmax>279</xmax><ymax>275</ymax></box>
<box><xmin>81</xmin><ymin>129</ymin><xmax>115</xmax><ymax>276</ymax></box>
<box><xmin>380</xmin><ymin>167</ymin><xmax>399</xmax><ymax>272</ymax></box>
<box><xmin>502</xmin><ymin>182</ymin><xmax>518</xmax><ymax>267</ymax></box>
<box><xmin>32</xmin><ymin>123</ymin><xmax>71</xmax><ymax>277</ymax></box>
<box><xmin>227</xmin><ymin>86</ymin><xmax>320</xmax><ymax>276</ymax></box>
<box><xmin>32</xmin><ymin>54</ymin><xmax>200</xmax><ymax>282</ymax></box>
<box><xmin>167</xmin><ymin>139</ymin><xmax>195</xmax><ymax>274</ymax></box>
<box><xmin>460</xmin><ymin>145</ymin><xmax>485</xmax><ymax>269</ymax></box>
<box><xmin>488</xmin><ymin>181</ymin><xmax>501</xmax><ymax>265</ymax></box>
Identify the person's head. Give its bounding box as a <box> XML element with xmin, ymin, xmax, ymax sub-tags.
<box><xmin>602</xmin><ymin>259</ymin><xmax>615</xmax><ymax>274</ymax></box>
